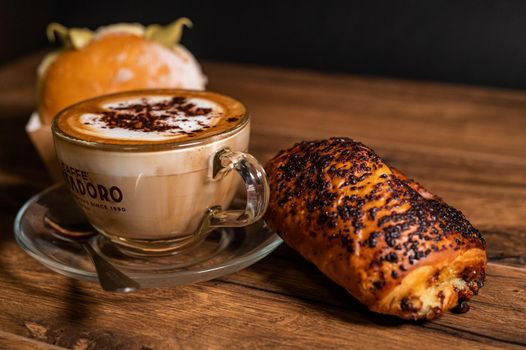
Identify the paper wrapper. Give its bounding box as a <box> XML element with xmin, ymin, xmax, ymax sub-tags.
<box><xmin>26</xmin><ymin>112</ymin><xmax>63</xmax><ymax>182</ymax></box>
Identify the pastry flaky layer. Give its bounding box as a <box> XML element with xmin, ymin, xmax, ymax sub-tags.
<box><xmin>265</xmin><ymin>138</ymin><xmax>486</xmax><ymax>320</ymax></box>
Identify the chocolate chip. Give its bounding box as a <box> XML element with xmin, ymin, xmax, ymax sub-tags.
<box><xmin>451</xmin><ymin>299</ymin><xmax>470</xmax><ymax>314</ymax></box>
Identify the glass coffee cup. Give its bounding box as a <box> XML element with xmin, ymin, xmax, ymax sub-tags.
<box><xmin>51</xmin><ymin>89</ymin><xmax>269</xmax><ymax>256</ymax></box>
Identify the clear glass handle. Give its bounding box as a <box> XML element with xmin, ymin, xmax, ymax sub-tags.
<box><xmin>209</xmin><ymin>148</ymin><xmax>269</xmax><ymax>227</ymax></box>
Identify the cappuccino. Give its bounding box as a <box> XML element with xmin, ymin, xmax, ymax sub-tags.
<box><xmin>56</xmin><ymin>90</ymin><xmax>246</xmax><ymax>144</ymax></box>
<box><xmin>52</xmin><ymin>89</ymin><xmax>266</xmax><ymax>254</ymax></box>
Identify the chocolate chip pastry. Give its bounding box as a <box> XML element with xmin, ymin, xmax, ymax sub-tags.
<box><xmin>264</xmin><ymin>138</ymin><xmax>486</xmax><ymax>320</ymax></box>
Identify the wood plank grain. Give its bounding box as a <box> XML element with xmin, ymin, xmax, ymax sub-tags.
<box><xmin>206</xmin><ymin>63</ymin><xmax>526</xmax><ymax>159</ymax></box>
<box><xmin>0</xmin><ymin>239</ymin><xmax>523</xmax><ymax>349</ymax></box>
<box><xmin>0</xmin><ymin>331</ymin><xmax>65</xmax><ymax>350</ymax></box>
<box><xmin>220</xmin><ymin>246</ymin><xmax>526</xmax><ymax>346</ymax></box>
<box><xmin>0</xmin><ymin>52</ymin><xmax>525</xmax><ymax>349</ymax></box>
<box><xmin>205</xmin><ymin>62</ymin><xmax>526</xmax><ymax>268</ymax></box>
<box><xmin>0</xmin><ymin>54</ymin><xmax>524</xmax><ymax>266</ymax></box>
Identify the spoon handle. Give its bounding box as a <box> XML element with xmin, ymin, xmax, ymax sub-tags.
<box><xmin>83</xmin><ymin>243</ymin><xmax>140</xmax><ymax>292</ymax></box>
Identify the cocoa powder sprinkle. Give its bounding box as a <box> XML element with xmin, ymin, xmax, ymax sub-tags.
<box><xmin>98</xmin><ymin>97</ymin><xmax>215</xmax><ymax>134</ymax></box>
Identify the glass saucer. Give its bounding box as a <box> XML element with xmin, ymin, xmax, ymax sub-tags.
<box><xmin>14</xmin><ymin>184</ymin><xmax>282</xmax><ymax>289</ymax></box>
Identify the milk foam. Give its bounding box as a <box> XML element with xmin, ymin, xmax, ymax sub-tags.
<box><xmin>55</xmin><ymin>90</ymin><xmax>246</xmax><ymax>146</ymax></box>
<box><xmin>79</xmin><ymin>96</ymin><xmax>224</xmax><ymax>141</ymax></box>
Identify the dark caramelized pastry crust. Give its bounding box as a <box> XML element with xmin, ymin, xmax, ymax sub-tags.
<box><xmin>265</xmin><ymin>138</ymin><xmax>486</xmax><ymax>320</ymax></box>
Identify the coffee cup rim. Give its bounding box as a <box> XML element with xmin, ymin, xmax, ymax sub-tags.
<box><xmin>51</xmin><ymin>89</ymin><xmax>249</xmax><ymax>152</ymax></box>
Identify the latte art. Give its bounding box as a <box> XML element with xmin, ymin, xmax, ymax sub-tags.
<box><xmin>55</xmin><ymin>90</ymin><xmax>246</xmax><ymax>145</ymax></box>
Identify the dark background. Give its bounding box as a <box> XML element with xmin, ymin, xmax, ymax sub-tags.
<box><xmin>2</xmin><ymin>0</ymin><xmax>526</xmax><ymax>89</ymax></box>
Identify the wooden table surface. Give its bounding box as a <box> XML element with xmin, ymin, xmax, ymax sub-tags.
<box><xmin>0</xmin><ymin>53</ymin><xmax>525</xmax><ymax>349</ymax></box>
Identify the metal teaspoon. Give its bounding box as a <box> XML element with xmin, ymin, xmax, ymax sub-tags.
<box><xmin>44</xmin><ymin>204</ymin><xmax>140</xmax><ymax>293</ymax></box>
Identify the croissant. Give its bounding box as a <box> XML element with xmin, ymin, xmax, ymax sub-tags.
<box><xmin>264</xmin><ymin>138</ymin><xmax>486</xmax><ymax>320</ymax></box>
